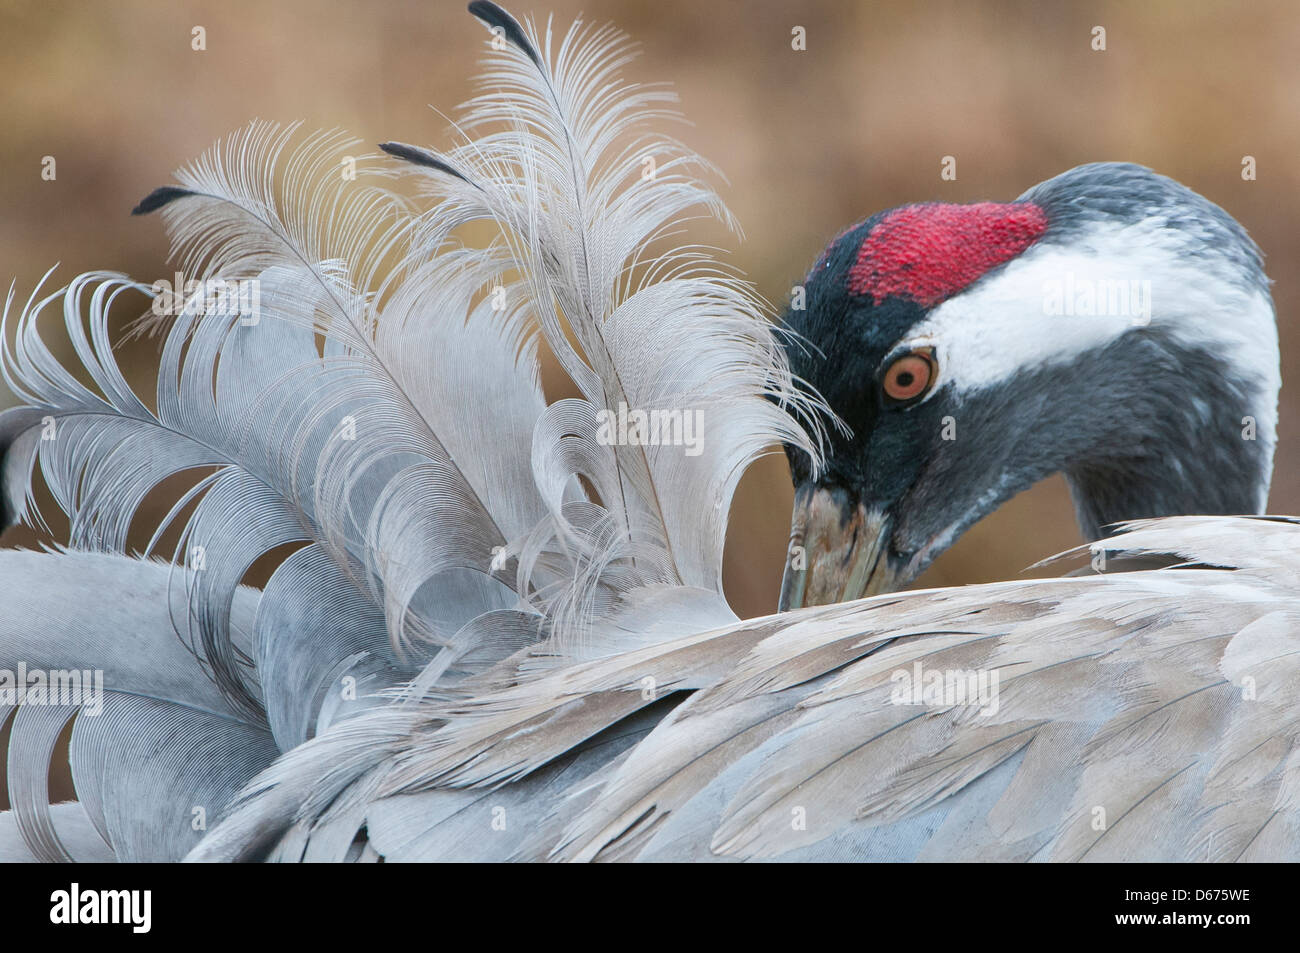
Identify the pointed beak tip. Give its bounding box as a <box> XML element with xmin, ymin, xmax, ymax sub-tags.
<box><xmin>778</xmin><ymin>485</ymin><xmax>903</xmax><ymax>610</ymax></box>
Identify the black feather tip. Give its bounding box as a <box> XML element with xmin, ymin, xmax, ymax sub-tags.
<box><xmin>378</xmin><ymin>142</ymin><xmax>475</xmax><ymax>185</ymax></box>
<box><xmin>131</xmin><ymin>186</ymin><xmax>194</xmax><ymax>216</ymax></box>
<box><xmin>468</xmin><ymin>1</ymin><xmax>543</xmax><ymax>70</ymax></box>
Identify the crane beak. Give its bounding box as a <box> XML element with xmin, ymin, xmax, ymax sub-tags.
<box><xmin>778</xmin><ymin>484</ymin><xmax>907</xmax><ymax>611</ymax></box>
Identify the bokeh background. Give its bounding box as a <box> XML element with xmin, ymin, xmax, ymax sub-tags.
<box><xmin>1</xmin><ymin>0</ymin><xmax>1297</xmax><ymax>804</ymax></box>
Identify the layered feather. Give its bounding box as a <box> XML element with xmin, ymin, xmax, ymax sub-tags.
<box><xmin>185</xmin><ymin>517</ymin><xmax>1300</xmax><ymax>862</ymax></box>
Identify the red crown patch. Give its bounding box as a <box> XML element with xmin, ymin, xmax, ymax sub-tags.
<box><xmin>847</xmin><ymin>202</ymin><xmax>1048</xmax><ymax>307</ymax></box>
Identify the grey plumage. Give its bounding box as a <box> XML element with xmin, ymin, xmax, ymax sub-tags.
<box><xmin>1021</xmin><ymin>162</ymin><xmax>1270</xmax><ymax>297</ymax></box>
<box><xmin>1</xmin><ymin>2</ymin><xmax>1295</xmax><ymax>863</ymax></box>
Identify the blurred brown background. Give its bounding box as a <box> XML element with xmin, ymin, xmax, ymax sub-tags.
<box><xmin>1</xmin><ymin>0</ymin><xmax>1298</xmax><ymax>804</ymax></box>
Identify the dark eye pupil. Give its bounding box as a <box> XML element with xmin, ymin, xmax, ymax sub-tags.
<box><xmin>896</xmin><ymin>371</ymin><xmax>914</xmax><ymax>387</ymax></box>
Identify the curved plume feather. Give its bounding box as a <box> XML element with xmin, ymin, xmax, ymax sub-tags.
<box><xmin>0</xmin><ymin>2</ymin><xmax>827</xmax><ymax>862</ymax></box>
<box><xmin>382</xmin><ymin>2</ymin><xmax>827</xmax><ymax>647</ymax></box>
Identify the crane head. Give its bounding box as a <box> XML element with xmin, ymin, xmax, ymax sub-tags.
<box><xmin>778</xmin><ymin>162</ymin><xmax>1279</xmax><ymax>610</ymax></box>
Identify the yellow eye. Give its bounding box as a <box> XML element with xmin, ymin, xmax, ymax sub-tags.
<box><xmin>882</xmin><ymin>350</ymin><xmax>936</xmax><ymax>403</ymax></box>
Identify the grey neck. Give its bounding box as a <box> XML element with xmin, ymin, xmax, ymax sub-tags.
<box><xmin>1066</xmin><ymin>443</ymin><xmax>1269</xmax><ymax>541</ymax></box>
<box><xmin>1062</xmin><ymin>341</ymin><xmax>1272</xmax><ymax>540</ymax></box>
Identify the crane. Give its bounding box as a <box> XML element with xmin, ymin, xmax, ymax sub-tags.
<box><xmin>0</xmin><ymin>2</ymin><xmax>1294</xmax><ymax>863</ymax></box>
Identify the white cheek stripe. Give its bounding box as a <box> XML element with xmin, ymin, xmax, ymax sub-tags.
<box><xmin>903</xmin><ymin>218</ymin><xmax>1280</xmax><ymax>450</ymax></box>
